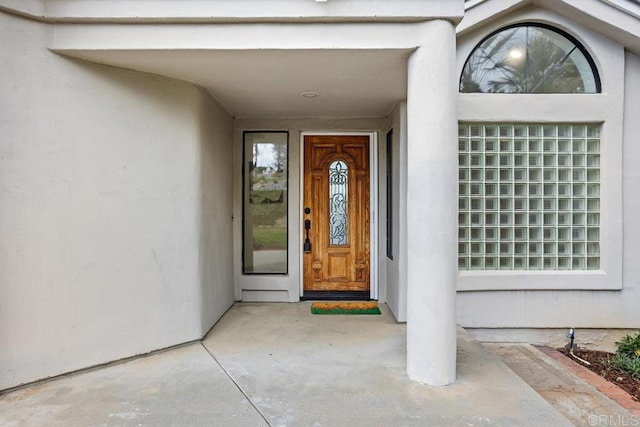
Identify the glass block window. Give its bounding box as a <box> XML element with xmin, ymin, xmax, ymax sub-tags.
<box><xmin>458</xmin><ymin>123</ymin><xmax>600</xmax><ymax>271</ymax></box>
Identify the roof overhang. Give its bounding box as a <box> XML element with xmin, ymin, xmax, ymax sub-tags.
<box><xmin>459</xmin><ymin>0</ymin><xmax>640</xmax><ymax>55</ymax></box>
<box><xmin>48</xmin><ymin>19</ymin><xmax>432</xmax><ymax>118</ymax></box>
<box><xmin>1</xmin><ymin>0</ymin><xmax>464</xmax><ymax>24</ymax></box>
<box><xmin>58</xmin><ymin>48</ymin><xmax>412</xmax><ymax>118</ymax></box>
<box><xmin>1</xmin><ymin>0</ymin><xmax>465</xmax><ymax>118</ymax></box>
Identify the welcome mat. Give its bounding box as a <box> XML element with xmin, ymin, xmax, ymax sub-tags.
<box><xmin>310</xmin><ymin>301</ymin><xmax>381</xmax><ymax>315</ymax></box>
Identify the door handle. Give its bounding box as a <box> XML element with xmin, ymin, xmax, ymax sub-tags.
<box><xmin>304</xmin><ymin>219</ymin><xmax>312</xmax><ymax>252</ymax></box>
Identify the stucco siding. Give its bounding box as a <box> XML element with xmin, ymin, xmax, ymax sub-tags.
<box><xmin>621</xmin><ymin>49</ymin><xmax>640</xmax><ymax>322</ymax></box>
<box><xmin>384</xmin><ymin>102</ymin><xmax>408</xmax><ymax>322</ymax></box>
<box><xmin>0</xmin><ymin>11</ymin><xmax>232</xmax><ymax>390</ymax></box>
<box><xmin>198</xmin><ymin>91</ymin><xmax>235</xmax><ymax>334</ymax></box>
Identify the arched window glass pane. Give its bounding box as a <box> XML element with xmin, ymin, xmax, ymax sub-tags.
<box><xmin>329</xmin><ymin>160</ymin><xmax>348</xmax><ymax>245</ymax></box>
<box><xmin>460</xmin><ymin>24</ymin><xmax>600</xmax><ymax>94</ymax></box>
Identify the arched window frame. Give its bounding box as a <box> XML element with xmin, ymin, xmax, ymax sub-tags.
<box><xmin>456</xmin><ymin>8</ymin><xmax>624</xmax><ymax>292</ymax></box>
<box><xmin>460</xmin><ymin>22</ymin><xmax>602</xmax><ymax>94</ymax></box>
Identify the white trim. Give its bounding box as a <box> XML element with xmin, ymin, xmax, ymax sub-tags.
<box><xmin>458</xmin><ymin>0</ymin><xmax>640</xmax><ymax>55</ymax></box>
<box><xmin>600</xmin><ymin>0</ymin><xmax>640</xmax><ymax>19</ymax></box>
<box><xmin>298</xmin><ymin>133</ymin><xmax>305</xmax><ymax>298</ymax></box>
<box><xmin>299</xmin><ymin>131</ymin><xmax>379</xmax><ymax>300</ymax></box>
<box><xmin>1</xmin><ymin>0</ymin><xmax>464</xmax><ymax>23</ymax></box>
<box><xmin>370</xmin><ymin>132</ymin><xmax>380</xmax><ymax>300</ymax></box>
<box><xmin>456</xmin><ymin>8</ymin><xmax>624</xmax><ymax>292</ymax></box>
<box><xmin>464</xmin><ymin>0</ymin><xmax>491</xmax><ymax>10</ymax></box>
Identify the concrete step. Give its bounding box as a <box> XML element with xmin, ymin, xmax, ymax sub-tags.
<box><xmin>484</xmin><ymin>343</ymin><xmax>634</xmax><ymax>426</ymax></box>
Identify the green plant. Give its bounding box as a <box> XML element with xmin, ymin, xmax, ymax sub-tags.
<box><xmin>610</xmin><ymin>353</ymin><xmax>640</xmax><ymax>380</ymax></box>
<box><xmin>607</xmin><ymin>332</ymin><xmax>640</xmax><ymax>379</ymax></box>
<box><xmin>615</xmin><ymin>332</ymin><xmax>640</xmax><ymax>357</ymax></box>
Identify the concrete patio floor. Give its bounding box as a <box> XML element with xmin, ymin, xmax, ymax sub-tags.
<box><xmin>0</xmin><ymin>302</ymin><xmax>612</xmax><ymax>426</ymax></box>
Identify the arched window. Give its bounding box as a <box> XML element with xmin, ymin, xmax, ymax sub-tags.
<box><xmin>460</xmin><ymin>24</ymin><xmax>601</xmax><ymax>94</ymax></box>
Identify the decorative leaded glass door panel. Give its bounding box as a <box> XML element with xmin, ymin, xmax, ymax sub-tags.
<box><xmin>303</xmin><ymin>135</ymin><xmax>370</xmax><ymax>292</ymax></box>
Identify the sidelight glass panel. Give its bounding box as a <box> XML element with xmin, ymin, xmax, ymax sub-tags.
<box><xmin>329</xmin><ymin>160</ymin><xmax>349</xmax><ymax>245</ymax></box>
<box><xmin>243</xmin><ymin>132</ymin><xmax>288</xmax><ymax>274</ymax></box>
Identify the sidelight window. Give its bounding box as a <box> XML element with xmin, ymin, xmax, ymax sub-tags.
<box><xmin>242</xmin><ymin>131</ymin><xmax>288</xmax><ymax>274</ymax></box>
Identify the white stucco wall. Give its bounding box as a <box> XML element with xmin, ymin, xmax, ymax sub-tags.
<box><xmin>1</xmin><ymin>0</ymin><xmax>638</xmax><ymax>390</ymax></box>
<box><xmin>620</xmin><ymin>49</ymin><xmax>640</xmax><ymax>321</ymax></box>
<box><xmin>0</xmin><ymin>11</ymin><xmax>234</xmax><ymax>390</ymax></box>
<box><xmin>198</xmin><ymin>91</ymin><xmax>235</xmax><ymax>335</ymax></box>
<box><xmin>455</xmin><ymin>16</ymin><xmax>640</xmax><ymax>327</ymax></box>
<box><xmin>384</xmin><ymin>102</ymin><xmax>408</xmax><ymax>322</ymax></box>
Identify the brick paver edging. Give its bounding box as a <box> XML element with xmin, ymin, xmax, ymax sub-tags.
<box><xmin>537</xmin><ymin>345</ymin><xmax>640</xmax><ymax>416</ymax></box>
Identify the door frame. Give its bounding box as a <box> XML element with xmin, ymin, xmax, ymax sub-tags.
<box><xmin>299</xmin><ymin>131</ymin><xmax>379</xmax><ymax>300</ymax></box>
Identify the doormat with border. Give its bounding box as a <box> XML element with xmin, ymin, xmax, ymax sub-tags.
<box><xmin>310</xmin><ymin>301</ymin><xmax>381</xmax><ymax>315</ymax></box>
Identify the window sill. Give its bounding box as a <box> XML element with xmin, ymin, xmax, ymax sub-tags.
<box><xmin>457</xmin><ymin>270</ymin><xmax>621</xmax><ymax>291</ymax></box>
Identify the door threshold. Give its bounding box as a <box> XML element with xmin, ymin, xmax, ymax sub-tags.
<box><xmin>301</xmin><ymin>291</ymin><xmax>372</xmax><ymax>301</ymax></box>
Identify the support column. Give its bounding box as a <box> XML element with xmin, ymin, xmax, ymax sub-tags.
<box><xmin>406</xmin><ymin>19</ymin><xmax>458</xmax><ymax>386</ymax></box>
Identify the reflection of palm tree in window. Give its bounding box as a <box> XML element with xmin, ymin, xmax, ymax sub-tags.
<box><xmin>488</xmin><ymin>36</ymin><xmax>582</xmax><ymax>93</ymax></box>
<box><xmin>461</xmin><ymin>27</ymin><xmax>520</xmax><ymax>92</ymax></box>
<box><xmin>460</xmin><ymin>25</ymin><xmax>598</xmax><ymax>94</ymax></box>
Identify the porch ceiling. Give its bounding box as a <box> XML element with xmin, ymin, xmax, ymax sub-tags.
<box><xmin>62</xmin><ymin>49</ymin><xmax>411</xmax><ymax>118</ymax></box>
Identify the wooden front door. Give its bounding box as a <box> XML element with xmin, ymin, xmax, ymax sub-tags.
<box><xmin>303</xmin><ymin>135</ymin><xmax>370</xmax><ymax>292</ymax></box>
